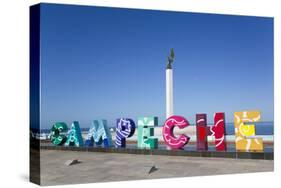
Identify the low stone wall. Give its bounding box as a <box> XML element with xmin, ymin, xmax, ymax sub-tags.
<box><xmin>40</xmin><ymin>145</ymin><xmax>273</xmax><ymax>160</ymax></box>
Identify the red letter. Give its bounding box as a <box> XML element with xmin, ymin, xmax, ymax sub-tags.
<box><xmin>196</xmin><ymin>114</ymin><xmax>208</xmax><ymax>150</ymax></box>
<box><xmin>196</xmin><ymin>113</ymin><xmax>227</xmax><ymax>151</ymax></box>
<box><xmin>210</xmin><ymin>113</ymin><xmax>227</xmax><ymax>151</ymax></box>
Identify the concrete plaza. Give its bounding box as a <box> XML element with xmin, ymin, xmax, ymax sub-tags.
<box><xmin>40</xmin><ymin>150</ymin><xmax>273</xmax><ymax>185</ymax></box>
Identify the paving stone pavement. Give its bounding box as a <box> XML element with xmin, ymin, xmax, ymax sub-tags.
<box><xmin>40</xmin><ymin>150</ymin><xmax>274</xmax><ymax>186</ymax></box>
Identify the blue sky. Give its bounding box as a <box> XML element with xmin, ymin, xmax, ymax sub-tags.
<box><xmin>40</xmin><ymin>3</ymin><xmax>273</xmax><ymax>128</ymax></box>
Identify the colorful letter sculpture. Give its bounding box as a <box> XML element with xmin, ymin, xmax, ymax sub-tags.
<box><xmin>196</xmin><ymin>114</ymin><xmax>208</xmax><ymax>150</ymax></box>
<box><xmin>65</xmin><ymin>121</ymin><xmax>84</xmax><ymax>147</ymax></box>
<box><xmin>115</xmin><ymin>118</ymin><xmax>136</xmax><ymax>148</ymax></box>
<box><xmin>162</xmin><ymin>115</ymin><xmax>190</xmax><ymax>149</ymax></box>
<box><xmin>137</xmin><ymin>117</ymin><xmax>158</xmax><ymax>149</ymax></box>
<box><xmin>49</xmin><ymin>111</ymin><xmax>266</xmax><ymax>152</ymax></box>
<box><xmin>234</xmin><ymin>111</ymin><xmax>263</xmax><ymax>152</ymax></box>
<box><xmin>50</xmin><ymin>122</ymin><xmax>68</xmax><ymax>145</ymax></box>
<box><xmin>210</xmin><ymin>113</ymin><xmax>227</xmax><ymax>151</ymax></box>
<box><xmin>196</xmin><ymin>113</ymin><xmax>227</xmax><ymax>151</ymax></box>
<box><xmin>84</xmin><ymin>120</ymin><xmax>112</xmax><ymax>148</ymax></box>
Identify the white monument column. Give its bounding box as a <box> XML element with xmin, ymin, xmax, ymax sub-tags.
<box><xmin>166</xmin><ymin>68</ymin><xmax>173</xmax><ymax>118</ymax></box>
<box><xmin>166</xmin><ymin>48</ymin><xmax>175</xmax><ymax>119</ymax></box>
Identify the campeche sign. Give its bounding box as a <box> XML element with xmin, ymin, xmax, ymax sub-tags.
<box><xmin>50</xmin><ymin>111</ymin><xmax>264</xmax><ymax>152</ymax></box>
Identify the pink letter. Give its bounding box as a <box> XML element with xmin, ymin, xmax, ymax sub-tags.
<box><xmin>162</xmin><ymin>115</ymin><xmax>190</xmax><ymax>149</ymax></box>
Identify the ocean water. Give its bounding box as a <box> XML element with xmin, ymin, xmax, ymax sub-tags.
<box><xmin>225</xmin><ymin>121</ymin><xmax>274</xmax><ymax>135</ymax></box>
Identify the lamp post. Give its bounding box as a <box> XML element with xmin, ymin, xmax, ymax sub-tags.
<box><xmin>166</xmin><ymin>48</ymin><xmax>174</xmax><ymax>119</ymax></box>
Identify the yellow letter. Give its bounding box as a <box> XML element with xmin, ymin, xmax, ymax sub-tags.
<box><xmin>234</xmin><ymin>111</ymin><xmax>263</xmax><ymax>152</ymax></box>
